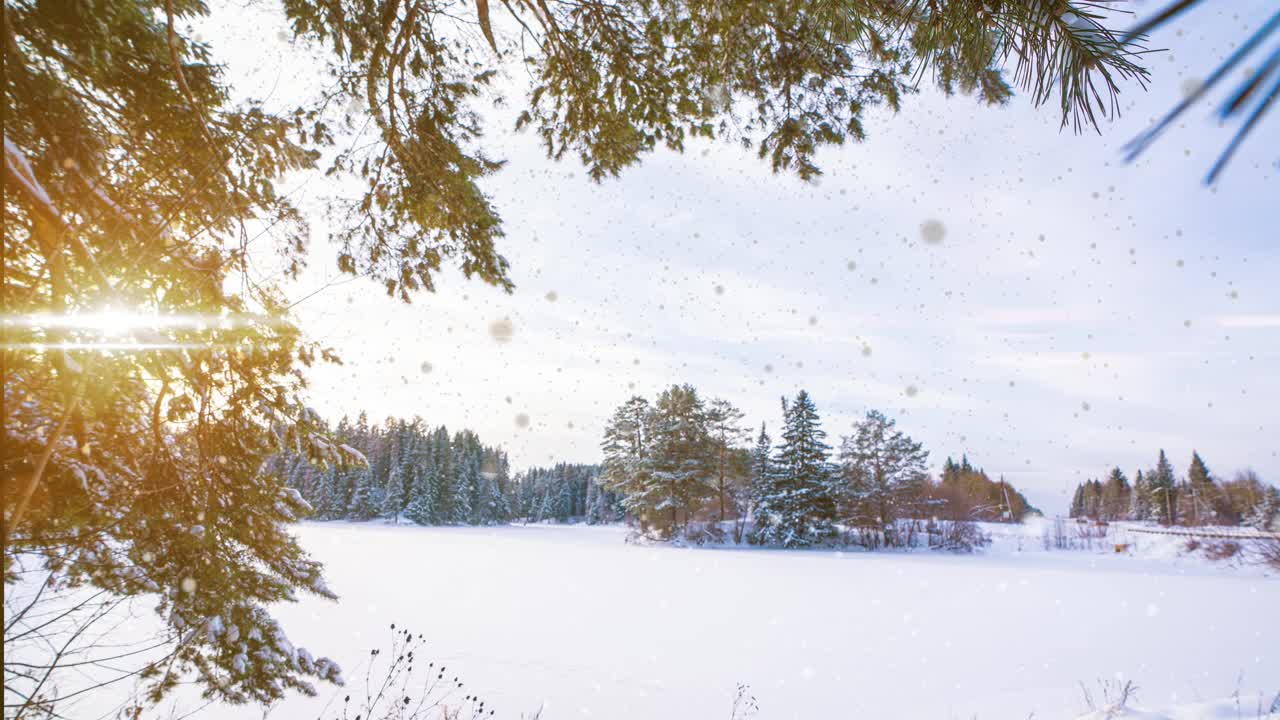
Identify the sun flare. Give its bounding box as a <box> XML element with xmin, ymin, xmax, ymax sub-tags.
<box><xmin>1</xmin><ymin>310</ymin><xmax>273</xmax><ymax>351</ymax></box>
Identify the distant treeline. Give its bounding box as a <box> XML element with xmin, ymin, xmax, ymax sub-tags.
<box><xmin>274</xmin><ymin>414</ymin><xmax>512</xmax><ymax>525</ymax></box>
<box><xmin>510</xmin><ymin>463</ymin><xmax>621</xmax><ymax>524</ymax></box>
<box><xmin>274</xmin><ymin>414</ymin><xmax>617</xmax><ymax>526</ymax></box>
<box><xmin>601</xmin><ymin>385</ymin><xmax>1039</xmax><ymax>548</ymax></box>
<box><xmin>1069</xmin><ymin>451</ymin><xmax>1278</xmax><ymax>530</ymax></box>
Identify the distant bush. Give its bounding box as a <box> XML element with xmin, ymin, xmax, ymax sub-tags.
<box><xmin>1041</xmin><ymin>516</ymin><xmax>1113</xmax><ymax>551</ymax></box>
<box><xmin>1203</xmin><ymin>540</ymin><xmax>1242</xmax><ymax>562</ymax></box>
<box><xmin>928</xmin><ymin>519</ymin><xmax>990</xmax><ymax>552</ymax></box>
<box><xmin>1251</xmin><ymin>538</ymin><xmax>1280</xmax><ymax>571</ymax></box>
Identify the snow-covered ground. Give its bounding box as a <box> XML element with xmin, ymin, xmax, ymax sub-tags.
<box><xmin>188</xmin><ymin>521</ymin><xmax>1279</xmax><ymax>720</ymax></box>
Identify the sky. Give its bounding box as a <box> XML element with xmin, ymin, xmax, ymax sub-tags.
<box><xmin>206</xmin><ymin>1</ymin><xmax>1278</xmax><ymax>513</ymax></box>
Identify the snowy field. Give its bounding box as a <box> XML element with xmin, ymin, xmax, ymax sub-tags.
<box><xmin>185</xmin><ymin>521</ymin><xmax>1280</xmax><ymax>720</ymax></box>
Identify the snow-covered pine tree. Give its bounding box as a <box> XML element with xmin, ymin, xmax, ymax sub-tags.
<box><xmin>1245</xmin><ymin>485</ymin><xmax>1280</xmax><ymax>531</ymax></box>
<box><xmin>1149</xmin><ymin>450</ymin><xmax>1178</xmax><ymax>525</ymax></box>
<box><xmin>1129</xmin><ymin>470</ymin><xmax>1151</xmax><ymax>521</ymax></box>
<box><xmin>837</xmin><ymin>409</ymin><xmax>928</xmax><ymax>547</ymax></box>
<box><xmin>381</xmin><ymin>463</ymin><xmax>406</xmax><ymax>523</ymax></box>
<box><xmin>1084</xmin><ymin>479</ymin><xmax>1103</xmax><ymax>519</ymax></box>
<box><xmin>1184</xmin><ymin>451</ymin><xmax>1220</xmax><ymax>526</ymax></box>
<box><xmin>645</xmin><ymin>385</ymin><xmax>717</xmax><ymax>537</ymax></box>
<box><xmin>758</xmin><ymin>391</ymin><xmax>835</xmax><ymax>547</ymax></box>
<box><xmin>547</xmin><ymin>468</ymin><xmax>574</xmax><ymax>521</ymax></box>
<box><xmin>459</xmin><ymin>451</ymin><xmax>483</xmax><ymax>525</ymax></box>
<box><xmin>481</xmin><ymin>450</ymin><xmax>512</xmax><ymax>523</ymax></box>
<box><xmin>448</xmin><ymin>440</ymin><xmax>475</xmax><ymax>525</ymax></box>
<box><xmin>428</xmin><ymin>427</ymin><xmax>456</xmax><ymax>522</ymax></box>
<box><xmin>601</xmin><ymin>396</ymin><xmax>655</xmax><ymax>529</ymax></box>
<box><xmin>346</xmin><ymin>467</ymin><xmax>382</xmax><ymax>521</ymax></box>
<box><xmin>405</xmin><ymin>463</ymin><xmax>438</xmax><ymax>525</ymax></box>
<box><xmin>1101</xmin><ymin>468</ymin><xmax>1131</xmax><ymax>521</ymax></box>
<box><xmin>1069</xmin><ymin>483</ymin><xmax>1085</xmax><ymax>518</ymax></box>
<box><xmin>584</xmin><ymin>476</ymin><xmax>599</xmax><ymax>523</ymax></box>
<box><xmin>706</xmin><ymin>398</ymin><xmax>749</xmax><ymax>522</ymax></box>
<box><xmin>748</xmin><ymin>423</ymin><xmax>773</xmax><ymax>531</ymax></box>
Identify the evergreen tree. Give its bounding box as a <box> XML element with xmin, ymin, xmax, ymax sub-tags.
<box><xmin>1069</xmin><ymin>483</ymin><xmax>1086</xmax><ymax>519</ymax></box>
<box><xmin>838</xmin><ymin>409</ymin><xmax>929</xmax><ymax>545</ymax></box>
<box><xmin>706</xmin><ymin>398</ymin><xmax>749</xmax><ymax>522</ymax></box>
<box><xmin>1183</xmin><ymin>451</ymin><xmax>1220</xmax><ymax>526</ymax></box>
<box><xmin>481</xmin><ymin>450</ymin><xmax>512</xmax><ymax>524</ymax></box>
<box><xmin>405</xmin><ymin>464</ymin><xmax>438</xmax><ymax>525</ymax></box>
<box><xmin>756</xmin><ymin>391</ymin><xmax>835</xmax><ymax>547</ymax></box>
<box><xmin>601</xmin><ymin>397</ymin><xmax>656</xmax><ymax>529</ymax></box>
<box><xmin>346</xmin><ymin>467</ymin><xmax>381</xmax><ymax>521</ymax></box>
<box><xmin>1100</xmin><ymin>468</ymin><xmax>1130</xmax><ymax>521</ymax></box>
<box><xmin>312</xmin><ymin>466</ymin><xmax>339</xmax><ymax>520</ymax></box>
<box><xmin>1246</xmin><ymin>485</ymin><xmax>1280</xmax><ymax>531</ymax></box>
<box><xmin>1130</xmin><ymin>470</ymin><xmax>1151</xmax><ymax>521</ymax></box>
<box><xmin>381</xmin><ymin>464</ymin><xmax>406</xmax><ymax>523</ymax></box>
<box><xmin>645</xmin><ymin>385</ymin><xmax>717</xmax><ymax>536</ymax></box>
<box><xmin>749</xmin><ymin>423</ymin><xmax>774</xmax><ymax>524</ymax></box>
<box><xmin>1149</xmin><ymin>450</ymin><xmax>1178</xmax><ymax>525</ymax></box>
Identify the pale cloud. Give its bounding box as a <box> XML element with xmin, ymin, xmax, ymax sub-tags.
<box><xmin>1219</xmin><ymin>314</ymin><xmax>1280</xmax><ymax>328</ymax></box>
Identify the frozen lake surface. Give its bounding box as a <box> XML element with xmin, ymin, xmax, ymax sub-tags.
<box><xmin>207</xmin><ymin>521</ymin><xmax>1280</xmax><ymax>720</ymax></box>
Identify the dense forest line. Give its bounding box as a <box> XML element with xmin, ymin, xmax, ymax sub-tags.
<box><xmin>279</xmin><ymin>391</ymin><xmax>1278</xmax><ymax>546</ymax></box>
<box><xmin>1068</xmin><ymin>451</ymin><xmax>1278</xmax><ymax>530</ymax></box>
<box><xmin>278</xmin><ymin>388</ymin><xmax>1041</xmax><ymax>550</ymax></box>
<box><xmin>274</xmin><ymin>414</ymin><xmax>618</xmax><ymax>526</ymax></box>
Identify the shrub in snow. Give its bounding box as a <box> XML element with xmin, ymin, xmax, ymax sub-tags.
<box><xmin>1251</xmin><ymin>538</ymin><xmax>1280</xmax><ymax>571</ymax></box>
<box><xmin>320</xmin><ymin>625</ymin><xmax>494</xmax><ymax>720</ymax></box>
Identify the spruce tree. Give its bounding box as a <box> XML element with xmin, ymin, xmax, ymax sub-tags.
<box><xmin>1130</xmin><ymin>470</ymin><xmax>1151</xmax><ymax>521</ymax></box>
<box><xmin>1246</xmin><ymin>485</ymin><xmax>1280</xmax><ymax>531</ymax></box>
<box><xmin>1149</xmin><ymin>450</ymin><xmax>1178</xmax><ymax>525</ymax></box>
<box><xmin>1184</xmin><ymin>451</ymin><xmax>1220</xmax><ymax>526</ymax></box>
<box><xmin>1069</xmin><ymin>483</ymin><xmax>1085</xmax><ymax>519</ymax></box>
<box><xmin>381</xmin><ymin>464</ymin><xmax>406</xmax><ymax>523</ymax></box>
<box><xmin>749</xmin><ymin>423</ymin><xmax>774</xmax><ymax>526</ymax></box>
<box><xmin>757</xmin><ymin>391</ymin><xmax>835</xmax><ymax>547</ymax></box>
<box><xmin>1100</xmin><ymin>468</ymin><xmax>1130</xmax><ymax>521</ymax></box>
<box><xmin>406</xmin><ymin>464</ymin><xmax>438</xmax><ymax>525</ymax></box>
<box><xmin>347</xmin><ymin>467</ymin><xmax>382</xmax><ymax>521</ymax></box>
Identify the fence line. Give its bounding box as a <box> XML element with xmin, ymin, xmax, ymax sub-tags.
<box><xmin>1120</xmin><ymin>525</ymin><xmax>1280</xmax><ymax>541</ymax></box>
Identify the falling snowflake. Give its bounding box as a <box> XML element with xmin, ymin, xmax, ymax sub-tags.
<box><xmin>919</xmin><ymin>219</ymin><xmax>946</xmax><ymax>245</ymax></box>
<box><xmin>489</xmin><ymin>317</ymin><xmax>515</xmax><ymax>343</ymax></box>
